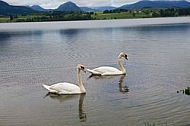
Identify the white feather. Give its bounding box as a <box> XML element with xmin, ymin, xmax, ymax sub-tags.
<box><xmin>87</xmin><ymin>52</ymin><xmax>128</xmax><ymax>76</ymax></box>
<box><xmin>42</xmin><ymin>64</ymin><xmax>86</xmax><ymax>95</ymax></box>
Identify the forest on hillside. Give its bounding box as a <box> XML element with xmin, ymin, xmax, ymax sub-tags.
<box><xmin>1</xmin><ymin>8</ymin><xmax>190</xmax><ymax>23</ymax></box>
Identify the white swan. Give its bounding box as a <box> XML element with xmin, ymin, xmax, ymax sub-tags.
<box><xmin>87</xmin><ymin>52</ymin><xmax>128</xmax><ymax>76</ymax></box>
<box><xmin>42</xmin><ymin>64</ymin><xmax>86</xmax><ymax>94</ymax></box>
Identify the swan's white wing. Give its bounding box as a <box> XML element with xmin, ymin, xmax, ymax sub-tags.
<box><xmin>43</xmin><ymin>83</ymin><xmax>81</xmax><ymax>94</ymax></box>
<box><xmin>94</xmin><ymin>66</ymin><xmax>120</xmax><ymax>72</ymax></box>
<box><xmin>87</xmin><ymin>66</ymin><xmax>123</xmax><ymax>75</ymax></box>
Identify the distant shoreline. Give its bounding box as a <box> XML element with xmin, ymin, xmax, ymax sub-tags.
<box><xmin>1</xmin><ymin>17</ymin><xmax>190</xmax><ymax>31</ymax></box>
<box><xmin>1</xmin><ymin>16</ymin><xmax>190</xmax><ymax>24</ymax></box>
<box><xmin>1</xmin><ymin>15</ymin><xmax>190</xmax><ymax>24</ymax></box>
<box><xmin>0</xmin><ymin>8</ymin><xmax>190</xmax><ymax>23</ymax></box>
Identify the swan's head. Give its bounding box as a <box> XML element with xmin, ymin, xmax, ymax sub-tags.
<box><xmin>119</xmin><ymin>52</ymin><xmax>128</xmax><ymax>60</ymax></box>
<box><xmin>77</xmin><ymin>64</ymin><xmax>86</xmax><ymax>73</ymax></box>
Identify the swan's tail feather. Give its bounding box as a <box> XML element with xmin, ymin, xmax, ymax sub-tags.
<box><xmin>42</xmin><ymin>84</ymin><xmax>51</xmax><ymax>91</ymax></box>
<box><xmin>87</xmin><ymin>69</ymin><xmax>102</xmax><ymax>75</ymax></box>
<box><xmin>86</xmin><ymin>69</ymin><xmax>99</xmax><ymax>74</ymax></box>
<box><xmin>86</xmin><ymin>69</ymin><xmax>100</xmax><ymax>75</ymax></box>
<box><xmin>86</xmin><ymin>69</ymin><xmax>93</xmax><ymax>73</ymax></box>
<box><xmin>42</xmin><ymin>84</ymin><xmax>58</xmax><ymax>93</ymax></box>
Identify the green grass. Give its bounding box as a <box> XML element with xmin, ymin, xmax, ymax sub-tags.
<box><xmin>92</xmin><ymin>12</ymin><xmax>149</xmax><ymax>20</ymax></box>
<box><xmin>0</xmin><ymin>16</ymin><xmax>10</xmax><ymax>23</ymax></box>
<box><xmin>0</xmin><ymin>12</ymin><xmax>150</xmax><ymax>23</ymax></box>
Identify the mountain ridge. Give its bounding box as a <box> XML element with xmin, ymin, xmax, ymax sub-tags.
<box><xmin>119</xmin><ymin>0</ymin><xmax>190</xmax><ymax>10</ymax></box>
<box><xmin>31</xmin><ymin>5</ymin><xmax>49</xmax><ymax>12</ymax></box>
<box><xmin>1</xmin><ymin>0</ymin><xmax>190</xmax><ymax>15</ymax></box>
<box><xmin>56</xmin><ymin>1</ymin><xmax>82</xmax><ymax>11</ymax></box>
<box><xmin>0</xmin><ymin>0</ymin><xmax>36</xmax><ymax>15</ymax></box>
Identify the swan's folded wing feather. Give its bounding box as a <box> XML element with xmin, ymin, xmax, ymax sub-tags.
<box><xmin>95</xmin><ymin>67</ymin><xmax>123</xmax><ymax>75</ymax></box>
<box><xmin>49</xmin><ymin>83</ymin><xmax>80</xmax><ymax>94</ymax></box>
<box><xmin>87</xmin><ymin>66</ymin><xmax>122</xmax><ymax>75</ymax></box>
<box><xmin>94</xmin><ymin>66</ymin><xmax>120</xmax><ymax>72</ymax></box>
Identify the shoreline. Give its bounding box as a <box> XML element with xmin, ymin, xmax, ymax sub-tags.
<box><xmin>0</xmin><ymin>16</ymin><xmax>190</xmax><ymax>23</ymax></box>
<box><xmin>0</xmin><ymin>17</ymin><xmax>190</xmax><ymax>31</ymax></box>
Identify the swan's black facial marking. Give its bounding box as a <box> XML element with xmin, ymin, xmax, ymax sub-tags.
<box><xmin>124</xmin><ymin>54</ymin><xmax>128</xmax><ymax>60</ymax></box>
<box><xmin>81</xmin><ymin>66</ymin><xmax>85</xmax><ymax>70</ymax></box>
<box><xmin>80</xmin><ymin>66</ymin><xmax>86</xmax><ymax>72</ymax></box>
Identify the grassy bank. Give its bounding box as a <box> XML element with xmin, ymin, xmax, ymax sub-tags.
<box><xmin>0</xmin><ymin>8</ymin><xmax>190</xmax><ymax>23</ymax></box>
<box><xmin>92</xmin><ymin>11</ymin><xmax>148</xmax><ymax>20</ymax></box>
<box><xmin>0</xmin><ymin>11</ymin><xmax>149</xmax><ymax>23</ymax></box>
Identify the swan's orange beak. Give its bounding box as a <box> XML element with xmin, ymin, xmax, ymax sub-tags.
<box><xmin>82</xmin><ymin>69</ymin><xmax>86</xmax><ymax>73</ymax></box>
<box><xmin>83</xmin><ymin>69</ymin><xmax>86</xmax><ymax>73</ymax></box>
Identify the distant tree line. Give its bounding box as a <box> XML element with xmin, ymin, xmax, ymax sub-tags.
<box><xmin>103</xmin><ymin>8</ymin><xmax>190</xmax><ymax>17</ymax></box>
<box><xmin>157</xmin><ymin>8</ymin><xmax>190</xmax><ymax>17</ymax></box>
<box><xmin>7</xmin><ymin>8</ymin><xmax>190</xmax><ymax>22</ymax></box>
<box><xmin>14</xmin><ymin>11</ymin><xmax>93</xmax><ymax>22</ymax></box>
<box><xmin>103</xmin><ymin>9</ymin><xmax>128</xmax><ymax>13</ymax></box>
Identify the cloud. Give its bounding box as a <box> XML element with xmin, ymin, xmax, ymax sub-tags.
<box><xmin>4</xmin><ymin>0</ymin><xmax>137</xmax><ymax>8</ymax></box>
<box><xmin>3</xmin><ymin>0</ymin><xmax>190</xmax><ymax>9</ymax></box>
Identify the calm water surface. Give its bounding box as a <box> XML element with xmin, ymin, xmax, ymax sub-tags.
<box><xmin>0</xmin><ymin>17</ymin><xmax>190</xmax><ymax>126</ymax></box>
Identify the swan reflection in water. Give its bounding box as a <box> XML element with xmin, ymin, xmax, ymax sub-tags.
<box><xmin>118</xmin><ymin>75</ymin><xmax>129</xmax><ymax>94</ymax></box>
<box><xmin>88</xmin><ymin>75</ymin><xmax>129</xmax><ymax>94</ymax></box>
<box><xmin>44</xmin><ymin>93</ymin><xmax>87</xmax><ymax>122</ymax></box>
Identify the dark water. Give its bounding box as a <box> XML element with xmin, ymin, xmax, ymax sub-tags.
<box><xmin>0</xmin><ymin>17</ymin><xmax>190</xmax><ymax>126</ymax></box>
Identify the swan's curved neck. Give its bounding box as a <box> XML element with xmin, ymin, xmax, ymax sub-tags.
<box><xmin>77</xmin><ymin>69</ymin><xmax>86</xmax><ymax>93</ymax></box>
<box><xmin>118</xmin><ymin>58</ymin><xmax>126</xmax><ymax>74</ymax></box>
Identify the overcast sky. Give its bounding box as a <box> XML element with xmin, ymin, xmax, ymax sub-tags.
<box><xmin>3</xmin><ymin>0</ymin><xmax>190</xmax><ymax>9</ymax></box>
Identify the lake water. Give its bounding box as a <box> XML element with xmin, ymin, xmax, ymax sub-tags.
<box><xmin>0</xmin><ymin>17</ymin><xmax>190</xmax><ymax>126</ymax></box>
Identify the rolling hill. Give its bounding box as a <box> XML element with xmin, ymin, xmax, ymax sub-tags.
<box><xmin>81</xmin><ymin>6</ymin><xmax>116</xmax><ymax>12</ymax></box>
<box><xmin>0</xmin><ymin>0</ymin><xmax>36</xmax><ymax>15</ymax></box>
<box><xmin>119</xmin><ymin>0</ymin><xmax>190</xmax><ymax>10</ymax></box>
<box><xmin>56</xmin><ymin>1</ymin><xmax>82</xmax><ymax>11</ymax></box>
<box><xmin>31</xmin><ymin>5</ymin><xmax>49</xmax><ymax>12</ymax></box>
<box><xmin>1</xmin><ymin>0</ymin><xmax>190</xmax><ymax>16</ymax></box>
